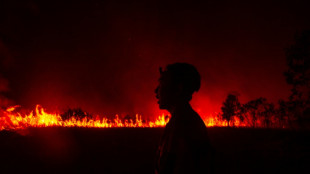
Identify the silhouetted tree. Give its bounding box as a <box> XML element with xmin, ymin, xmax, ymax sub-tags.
<box><xmin>284</xmin><ymin>30</ymin><xmax>310</xmax><ymax>127</ymax></box>
<box><xmin>278</xmin><ymin>99</ymin><xmax>292</xmax><ymax>128</ymax></box>
<box><xmin>244</xmin><ymin>98</ymin><xmax>266</xmax><ymax>127</ymax></box>
<box><xmin>221</xmin><ymin>94</ymin><xmax>241</xmax><ymax>127</ymax></box>
<box><xmin>261</xmin><ymin>102</ymin><xmax>275</xmax><ymax>128</ymax></box>
<box><xmin>236</xmin><ymin>104</ymin><xmax>246</xmax><ymax>125</ymax></box>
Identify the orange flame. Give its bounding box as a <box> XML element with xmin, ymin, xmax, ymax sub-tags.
<box><xmin>0</xmin><ymin>104</ymin><xmax>267</xmax><ymax>131</ymax></box>
<box><xmin>0</xmin><ymin>105</ymin><xmax>170</xmax><ymax>131</ymax></box>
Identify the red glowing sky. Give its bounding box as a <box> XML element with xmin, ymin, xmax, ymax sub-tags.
<box><xmin>0</xmin><ymin>0</ymin><xmax>310</xmax><ymax>118</ymax></box>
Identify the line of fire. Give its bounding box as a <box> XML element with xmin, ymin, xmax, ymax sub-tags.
<box><xmin>0</xmin><ymin>99</ymin><xmax>301</xmax><ymax>131</ymax></box>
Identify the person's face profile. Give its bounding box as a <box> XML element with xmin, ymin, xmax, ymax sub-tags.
<box><xmin>155</xmin><ymin>70</ymin><xmax>179</xmax><ymax>110</ymax></box>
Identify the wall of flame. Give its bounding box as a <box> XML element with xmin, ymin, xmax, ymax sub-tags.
<box><xmin>0</xmin><ymin>104</ymin><xmax>254</xmax><ymax>131</ymax></box>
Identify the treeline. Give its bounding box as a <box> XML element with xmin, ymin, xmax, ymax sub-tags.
<box><xmin>220</xmin><ymin>94</ymin><xmax>289</xmax><ymax>128</ymax></box>
<box><xmin>220</xmin><ymin>30</ymin><xmax>310</xmax><ymax>129</ymax></box>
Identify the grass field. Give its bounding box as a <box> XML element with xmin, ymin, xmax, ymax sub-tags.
<box><xmin>0</xmin><ymin>127</ymin><xmax>309</xmax><ymax>174</ymax></box>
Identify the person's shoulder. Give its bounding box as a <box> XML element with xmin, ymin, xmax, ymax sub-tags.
<box><xmin>189</xmin><ymin>111</ymin><xmax>207</xmax><ymax>129</ymax></box>
<box><xmin>174</xmin><ymin>111</ymin><xmax>207</xmax><ymax>136</ymax></box>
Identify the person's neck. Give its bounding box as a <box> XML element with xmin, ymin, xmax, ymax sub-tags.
<box><xmin>168</xmin><ymin>102</ymin><xmax>192</xmax><ymax>117</ymax></box>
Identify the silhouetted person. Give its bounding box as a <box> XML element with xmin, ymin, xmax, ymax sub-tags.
<box><xmin>155</xmin><ymin>63</ymin><xmax>213</xmax><ymax>174</ymax></box>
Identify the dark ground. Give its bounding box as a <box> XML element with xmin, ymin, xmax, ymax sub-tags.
<box><xmin>0</xmin><ymin>127</ymin><xmax>309</xmax><ymax>174</ymax></box>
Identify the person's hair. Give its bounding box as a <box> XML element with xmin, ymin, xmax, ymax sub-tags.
<box><xmin>161</xmin><ymin>63</ymin><xmax>201</xmax><ymax>101</ymax></box>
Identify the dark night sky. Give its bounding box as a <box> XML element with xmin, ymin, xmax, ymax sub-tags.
<box><xmin>0</xmin><ymin>0</ymin><xmax>310</xmax><ymax>118</ymax></box>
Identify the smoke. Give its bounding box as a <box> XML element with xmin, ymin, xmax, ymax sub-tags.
<box><xmin>0</xmin><ymin>40</ymin><xmax>13</xmax><ymax>107</ymax></box>
<box><xmin>2</xmin><ymin>0</ymin><xmax>308</xmax><ymax>118</ymax></box>
<box><xmin>0</xmin><ymin>75</ymin><xmax>11</xmax><ymax>107</ymax></box>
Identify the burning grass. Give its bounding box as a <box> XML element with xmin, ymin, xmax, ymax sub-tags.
<box><xmin>0</xmin><ymin>104</ymin><xmax>290</xmax><ymax>131</ymax></box>
<box><xmin>0</xmin><ymin>105</ymin><xmax>169</xmax><ymax>130</ymax></box>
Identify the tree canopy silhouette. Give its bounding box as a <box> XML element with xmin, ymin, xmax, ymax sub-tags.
<box><xmin>284</xmin><ymin>30</ymin><xmax>310</xmax><ymax>126</ymax></box>
<box><xmin>221</xmin><ymin>93</ymin><xmax>241</xmax><ymax>127</ymax></box>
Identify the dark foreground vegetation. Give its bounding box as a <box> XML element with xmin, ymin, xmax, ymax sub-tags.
<box><xmin>0</xmin><ymin>127</ymin><xmax>309</xmax><ymax>174</ymax></box>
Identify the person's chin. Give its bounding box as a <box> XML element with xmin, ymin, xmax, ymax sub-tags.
<box><xmin>158</xmin><ymin>103</ymin><xmax>167</xmax><ymax>110</ymax></box>
<box><xmin>157</xmin><ymin>100</ymin><xmax>169</xmax><ymax>110</ymax></box>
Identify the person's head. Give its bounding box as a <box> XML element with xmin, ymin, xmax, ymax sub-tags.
<box><xmin>155</xmin><ymin>63</ymin><xmax>201</xmax><ymax>111</ymax></box>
